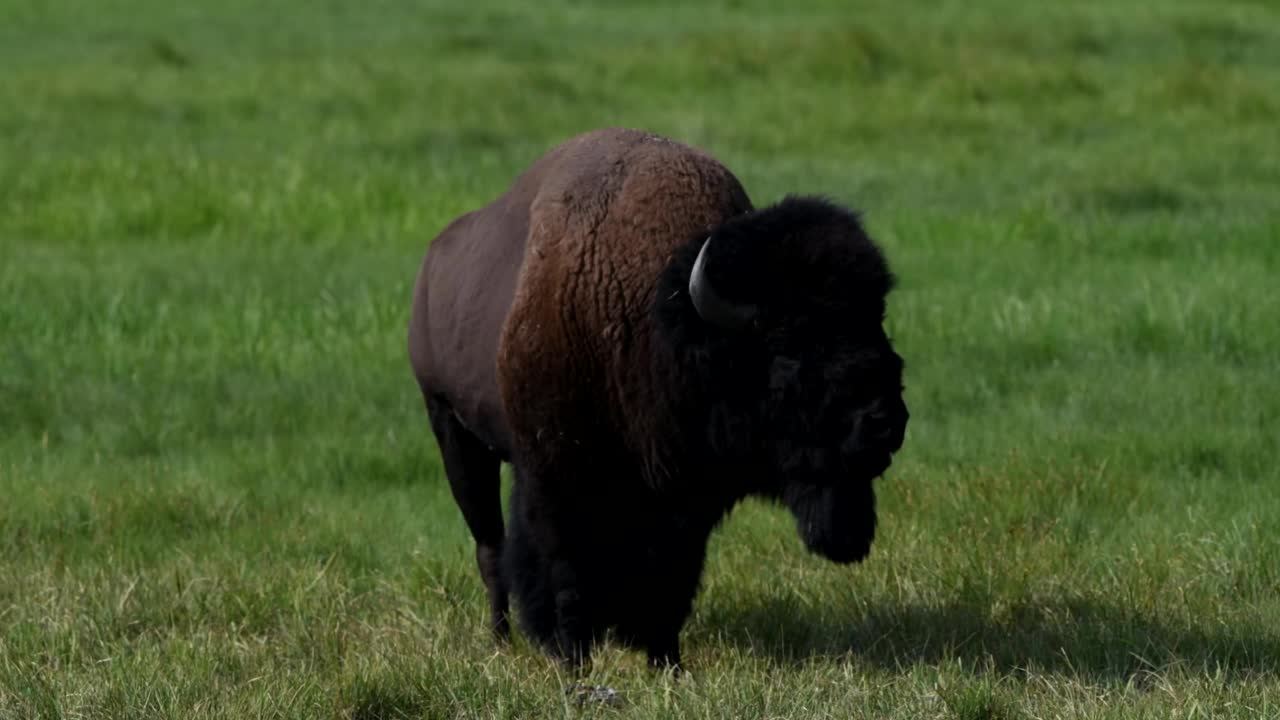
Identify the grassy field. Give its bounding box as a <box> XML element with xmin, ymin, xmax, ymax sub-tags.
<box><xmin>3</xmin><ymin>0</ymin><xmax>1279</xmax><ymax>717</ymax></box>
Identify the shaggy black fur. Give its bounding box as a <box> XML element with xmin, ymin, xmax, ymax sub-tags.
<box><xmin>500</xmin><ymin>195</ymin><xmax>908</xmax><ymax>669</ymax></box>
<box><xmin>653</xmin><ymin>195</ymin><xmax>907</xmax><ymax>563</ymax></box>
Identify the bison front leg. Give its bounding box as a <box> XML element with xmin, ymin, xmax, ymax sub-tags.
<box><xmin>637</xmin><ymin>580</ymin><xmax>697</xmax><ymax>671</ymax></box>
<box><xmin>644</xmin><ymin>631</ymin><xmax>681</xmax><ymax>670</ymax></box>
<box><xmin>503</xmin><ymin>467</ymin><xmax>598</xmax><ymax>671</ymax></box>
<box><xmin>614</xmin><ymin>592</ymin><xmax>685</xmax><ymax>670</ymax></box>
<box><xmin>630</xmin><ymin>528</ymin><xmax>711</xmax><ymax>672</ymax></box>
<box><xmin>550</xmin><ymin>559</ymin><xmax>594</xmax><ymax>670</ymax></box>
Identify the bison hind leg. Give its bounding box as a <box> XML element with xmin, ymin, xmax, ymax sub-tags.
<box><xmin>424</xmin><ymin>394</ymin><xmax>510</xmax><ymax>640</ymax></box>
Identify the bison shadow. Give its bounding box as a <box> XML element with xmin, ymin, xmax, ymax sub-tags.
<box><xmin>696</xmin><ymin>592</ymin><xmax>1280</xmax><ymax>681</ymax></box>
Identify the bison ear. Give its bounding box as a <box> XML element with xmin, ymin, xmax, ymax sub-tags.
<box><xmin>689</xmin><ymin>236</ymin><xmax>758</xmax><ymax>330</ymax></box>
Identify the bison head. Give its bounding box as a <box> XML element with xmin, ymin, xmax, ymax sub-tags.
<box><xmin>687</xmin><ymin>196</ymin><xmax>908</xmax><ymax>564</ymax></box>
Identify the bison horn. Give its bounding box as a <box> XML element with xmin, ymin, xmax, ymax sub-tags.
<box><xmin>689</xmin><ymin>237</ymin><xmax>757</xmax><ymax>330</ymax></box>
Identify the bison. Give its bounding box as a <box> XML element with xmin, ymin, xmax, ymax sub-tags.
<box><xmin>408</xmin><ymin>127</ymin><xmax>908</xmax><ymax>670</ymax></box>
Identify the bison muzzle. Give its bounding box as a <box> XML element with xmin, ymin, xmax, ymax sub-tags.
<box><xmin>408</xmin><ymin>128</ymin><xmax>908</xmax><ymax>670</ymax></box>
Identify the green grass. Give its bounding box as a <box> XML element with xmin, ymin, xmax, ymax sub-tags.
<box><xmin>3</xmin><ymin>0</ymin><xmax>1279</xmax><ymax>717</ymax></box>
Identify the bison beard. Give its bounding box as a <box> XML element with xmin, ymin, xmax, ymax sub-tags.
<box><xmin>408</xmin><ymin>128</ymin><xmax>908</xmax><ymax>671</ymax></box>
<box><xmin>785</xmin><ymin>480</ymin><xmax>877</xmax><ymax>565</ymax></box>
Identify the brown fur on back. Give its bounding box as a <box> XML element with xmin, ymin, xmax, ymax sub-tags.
<box><xmin>496</xmin><ymin>128</ymin><xmax>753</xmax><ymax>474</ymax></box>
